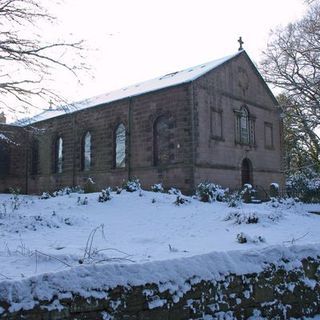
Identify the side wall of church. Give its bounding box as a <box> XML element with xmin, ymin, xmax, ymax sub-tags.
<box><xmin>0</xmin><ymin>124</ymin><xmax>27</xmax><ymax>193</ymax></box>
<box><xmin>193</xmin><ymin>53</ymin><xmax>284</xmax><ymax>192</ymax></box>
<box><xmin>25</xmin><ymin>83</ymin><xmax>194</xmax><ymax>194</ymax></box>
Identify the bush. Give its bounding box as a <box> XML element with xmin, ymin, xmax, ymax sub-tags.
<box><xmin>77</xmin><ymin>196</ymin><xmax>88</xmax><ymax>205</ymax></box>
<box><xmin>269</xmin><ymin>182</ymin><xmax>279</xmax><ymax>198</ymax></box>
<box><xmin>40</xmin><ymin>186</ymin><xmax>84</xmax><ymax>199</ymax></box>
<box><xmin>242</xmin><ymin>184</ymin><xmax>255</xmax><ymax>203</ymax></box>
<box><xmin>168</xmin><ymin>187</ymin><xmax>182</xmax><ymax>196</ymax></box>
<box><xmin>236</xmin><ymin>232</ymin><xmax>265</xmax><ymax>244</ymax></box>
<box><xmin>40</xmin><ymin>192</ymin><xmax>51</xmax><ymax>200</ymax></box>
<box><xmin>98</xmin><ymin>188</ymin><xmax>112</xmax><ymax>202</ymax></box>
<box><xmin>123</xmin><ymin>178</ymin><xmax>141</xmax><ymax>192</ymax></box>
<box><xmin>84</xmin><ymin>178</ymin><xmax>95</xmax><ymax>193</ymax></box>
<box><xmin>286</xmin><ymin>170</ymin><xmax>320</xmax><ymax>203</ymax></box>
<box><xmin>173</xmin><ymin>195</ymin><xmax>190</xmax><ymax>206</ymax></box>
<box><xmin>225</xmin><ymin>191</ymin><xmax>242</xmax><ymax>208</ymax></box>
<box><xmin>225</xmin><ymin>211</ymin><xmax>259</xmax><ymax>224</ymax></box>
<box><xmin>151</xmin><ymin>183</ymin><xmax>164</xmax><ymax>193</ymax></box>
<box><xmin>196</xmin><ymin>182</ymin><xmax>227</xmax><ymax>202</ymax></box>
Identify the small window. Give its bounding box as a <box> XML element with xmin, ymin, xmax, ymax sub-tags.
<box><xmin>81</xmin><ymin>131</ymin><xmax>91</xmax><ymax>171</ymax></box>
<box><xmin>154</xmin><ymin>116</ymin><xmax>170</xmax><ymax>166</ymax></box>
<box><xmin>264</xmin><ymin>122</ymin><xmax>273</xmax><ymax>148</ymax></box>
<box><xmin>211</xmin><ymin>109</ymin><xmax>223</xmax><ymax>139</ymax></box>
<box><xmin>115</xmin><ymin>124</ymin><xmax>126</xmax><ymax>168</ymax></box>
<box><xmin>54</xmin><ymin>137</ymin><xmax>63</xmax><ymax>173</ymax></box>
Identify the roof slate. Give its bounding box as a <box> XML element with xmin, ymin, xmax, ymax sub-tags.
<box><xmin>15</xmin><ymin>51</ymin><xmax>243</xmax><ymax>126</ymax></box>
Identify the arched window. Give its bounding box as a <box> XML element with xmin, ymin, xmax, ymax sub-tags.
<box><xmin>81</xmin><ymin>131</ymin><xmax>91</xmax><ymax>171</ymax></box>
<box><xmin>235</xmin><ymin>106</ymin><xmax>255</xmax><ymax>145</ymax></box>
<box><xmin>154</xmin><ymin>116</ymin><xmax>170</xmax><ymax>166</ymax></box>
<box><xmin>54</xmin><ymin>136</ymin><xmax>63</xmax><ymax>173</ymax></box>
<box><xmin>240</xmin><ymin>107</ymin><xmax>249</xmax><ymax>144</ymax></box>
<box><xmin>30</xmin><ymin>139</ymin><xmax>39</xmax><ymax>175</ymax></box>
<box><xmin>0</xmin><ymin>143</ymin><xmax>9</xmax><ymax>177</ymax></box>
<box><xmin>115</xmin><ymin>124</ymin><xmax>126</xmax><ymax>168</ymax></box>
<box><xmin>241</xmin><ymin>158</ymin><xmax>253</xmax><ymax>186</ymax></box>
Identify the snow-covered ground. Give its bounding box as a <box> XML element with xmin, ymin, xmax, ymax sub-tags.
<box><xmin>0</xmin><ymin>189</ymin><xmax>319</xmax><ymax>282</ymax></box>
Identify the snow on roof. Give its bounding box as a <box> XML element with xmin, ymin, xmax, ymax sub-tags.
<box><xmin>0</xmin><ymin>133</ymin><xmax>17</xmax><ymax>145</ymax></box>
<box><xmin>15</xmin><ymin>51</ymin><xmax>242</xmax><ymax>126</ymax></box>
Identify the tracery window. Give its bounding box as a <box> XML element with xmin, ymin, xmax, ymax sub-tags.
<box><xmin>235</xmin><ymin>106</ymin><xmax>255</xmax><ymax>145</ymax></box>
<box><xmin>81</xmin><ymin>131</ymin><xmax>91</xmax><ymax>171</ymax></box>
<box><xmin>154</xmin><ymin>116</ymin><xmax>170</xmax><ymax>166</ymax></box>
<box><xmin>240</xmin><ymin>107</ymin><xmax>249</xmax><ymax>144</ymax></box>
<box><xmin>54</xmin><ymin>136</ymin><xmax>63</xmax><ymax>173</ymax></box>
<box><xmin>115</xmin><ymin>124</ymin><xmax>126</xmax><ymax>168</ymax></box>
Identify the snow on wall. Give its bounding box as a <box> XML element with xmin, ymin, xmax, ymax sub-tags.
<box><xmin>0</xmin><ymin>243</ymin><xmax>319</xmax><ymax>313</ymax></box>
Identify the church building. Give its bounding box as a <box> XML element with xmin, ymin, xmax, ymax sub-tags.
<box><xmin>0</xmin><ymin>49</ymin><xmax>284</xmax><ymax>195</ymax></box>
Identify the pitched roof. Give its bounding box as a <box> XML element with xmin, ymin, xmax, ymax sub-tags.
<box><xmin>15</xmin><ymin>51</ymin><xmax>243</xmax><ymax>125</ymax></box>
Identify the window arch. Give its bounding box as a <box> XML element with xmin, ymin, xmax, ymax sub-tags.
<box><xmin>153</xmin><ymin>116</ymin><xmax>170</xmax><ymax>166</ymax></box>
<box><xmin>53</xmin><ymin>136</ymin><xmax>63</xmax><ymax>173</ymax></box>
<box><xmin>81</xmin><ymin>131</ymin><xmax>91</xmax><ymax>171</ymax></box>
<box><xmin>115</xmin><ymin>123</ymin><xmax>126</xmax><ymax>168</ymax></box>
<box><xmin>0</xmin><ymin>143</ymin><xmax>9</xmax><ymax>177</ymax></box>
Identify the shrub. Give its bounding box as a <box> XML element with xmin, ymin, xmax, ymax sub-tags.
<box><xmin>196</xmin><ymin>182</ymin><xmax>227</xmax><ymax>202</ymax></box>
<box><xmin>123</xmin><ymin>177</ymin><xmax>141</xmax><ymax>192</ymax></box>
<box><xmin>84</xmin><ymin>178</ymin><xmax>95</xmax><ymax>193</ymax></box>
<box><xmin>286</xmin><ymin>170</ymin><xmax>320</xmax><ymax>203</ymax></box>
<box><xmin>225</xmin><ymin>211</ymin><xmax>259</xmax><ymax>224</ymax></box>
<box><xmin>237</xmin><ymin>232</ymin><xmax>247</xmax><ymax>244</ymax></box>
<box><xmin>151</xmin><ymin>183</ymin><xmax>164</xmax><ymax>193</ymax></box>
<box><xmin>242</xmin><ymin>184</ymin><xmax>256</xmax><ymax>203</ymax></box>
<box><xmin>9</xmin><ymin>187</ymin><xmax>21</xmax><ymax>211</ymax></box>
<box><xmin>77</xmin><ymin>196</ymin><xmax>88</xmax><ymax>205</ymax></box>
<box><xmin>40</xmin><ymin>192</ymin><xmax>51</xmax><ymax>200</ymax></box>
<box><xmin>173</xmin><ymin>195</ymin><xmax>190</xmax><ymax>206</ymax></box>
<box><xmin>225</xmin><ymin>191</ymin><xmax>242</xmax><ymax>208</ymax></box>
<box><xmin>98</xmin><ymin>188</ymin><xmax>112</xmax><ymax>202</ymax></box>
<box><xmin>168</xmin><ymin>187</ymin><xmax>182</xmax><ymax>196</ymax></box>
<box><xmin>115</xmin><ymin>187</ymin><xmax>122</xmax><ymax>194</ymax></box>
<box><xmin>269</xmin><ymin>183</ymin><xmax>279</xmax><ymax>198</ymax></box>
<box><xmin>236</xmin><ymin>232</ymin><xmax>265</xmax><ymax>244</ymax></box>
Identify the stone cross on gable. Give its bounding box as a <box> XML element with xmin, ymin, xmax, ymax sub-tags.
<box><xmin>238</xmin><ymin>37</ymin><xmax>244</xmax><ymax>51</ymax></box>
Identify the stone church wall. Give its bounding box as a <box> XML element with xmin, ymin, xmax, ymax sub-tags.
<box><xmin>25</xmin><ymin>83</ymin><xmax>194</xmax><ymax>194</ymax></box>
<box><xmin>0</xmin><ymin>124</ymin><xmax>27</xmax><ymax>193</ymax></box>
<box><xmin>1</xmin><ymin>256</ymin><xmax>319</xmax><ymax>319</ymax></box>
<box><xmin>0</xmin><ymin>52</ymin><xmax>284</xmax><ymax>195</ymax></box>
<box><xmin>193</xmin><ymin>53</ymin><xmax>284</xmax><ymax>191</ymax></box>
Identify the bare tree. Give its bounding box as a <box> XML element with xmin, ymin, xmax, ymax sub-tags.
<box><xmin>0</xmin><ymin>0</ymin><xmax>87</xmax><ymax>116</ymax></box>
<box><xmin>260</xmin><ymin>1</ymin><xmax>320</xmax><ymax>172</ymax></box>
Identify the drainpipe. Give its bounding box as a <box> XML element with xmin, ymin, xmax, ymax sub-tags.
<box><xmin>190</xmin><ymin>82</ymin><xmax>196</xmax><ymax>192</ymax></box>
<box><xmin>128</xmin><ymin>98</ymin><xmax>133</xmax><ymax>180</ymax></box>
<box><xmin>72</xmin><ymin>115</ymin><xmax>76</xmax><ymax>188</ymax></box>
<box><xmin>25</xmin><ymin>130</ymin><xmax>29</xmax><ymax>194</ymax></box>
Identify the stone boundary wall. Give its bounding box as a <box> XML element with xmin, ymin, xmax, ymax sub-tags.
<box><xmin>1</xmin><ymin>256</ymin><xmax>320</xmax><ymax>319</ymax></box>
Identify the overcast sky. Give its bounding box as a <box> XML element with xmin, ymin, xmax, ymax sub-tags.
<box><xmin>29</xmin><ymin>0</ymin><xmax>308</xmax><ymax>112</ymax></box>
